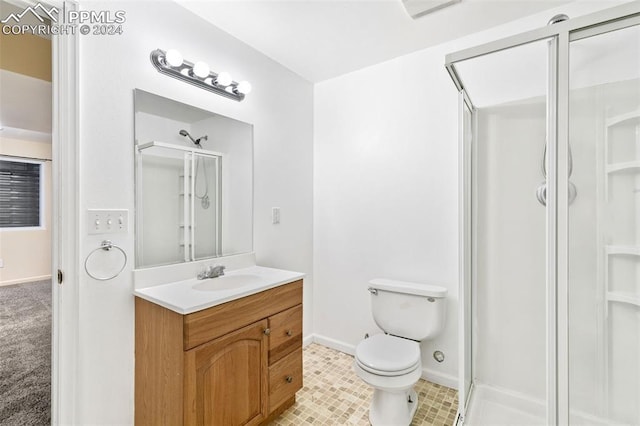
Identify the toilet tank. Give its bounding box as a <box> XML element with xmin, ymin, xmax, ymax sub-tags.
<box><xmin>369</xmin><ymin>278</ymin><xmax>447</xmax><ymax>341</ymax></box>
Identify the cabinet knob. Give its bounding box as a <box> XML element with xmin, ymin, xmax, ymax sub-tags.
<box><xmin>263</xmin><ymin>328</ymin><xmax>271</xmax><ymax>336</ymax></box>
<box><xmin>285</xmin><ymin>376</ymin><xmax>293</xmax><ymax>383</ymax></box>
<box><xmin>286</xmin><ymin>329</ymin><xmax>293</xmax><ymax>337</ymax></box>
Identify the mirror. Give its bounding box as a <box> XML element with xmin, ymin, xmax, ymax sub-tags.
<box><xmin>134</xmin><ymin>89</ymin><xmax>253</xmax><ymax>268</ymax></box>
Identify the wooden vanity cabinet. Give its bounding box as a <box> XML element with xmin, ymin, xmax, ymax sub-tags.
<box><xmin>135</xmin><ymin>280</ymin><xmax>303</xmax><ymax>426</ymax></box>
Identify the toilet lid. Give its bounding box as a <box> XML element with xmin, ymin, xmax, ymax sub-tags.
<box><xmin>355</xmin><ymin>334</ymin><xmax>420</xmax><ymax>375</ymax></box>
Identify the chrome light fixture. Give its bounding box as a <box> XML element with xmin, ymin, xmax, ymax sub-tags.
<box><xmin>150</xmin><ymin>48</ymin><xmax>252</xmax><ymax>102</ymax></box>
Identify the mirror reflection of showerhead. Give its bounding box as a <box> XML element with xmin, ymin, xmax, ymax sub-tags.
<box><xmin>179</xmin><ymin>129</ymin><xmax>208</xmax><ymax>147</ymax></box>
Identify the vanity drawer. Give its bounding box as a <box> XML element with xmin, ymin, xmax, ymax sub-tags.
<box><xmin>184</xmin><ymin>280</ymin><xmax>302</xmax><ymax>350</ymax></box>
<box><xmin>268</xmin><ymin>348</ymin><xmax>302</xmax><ymax>412</ymax></box>
<box><xmin>268</xmin><ymin>304</ymin><xmax>302</xmax><ymax>364</ymax></box>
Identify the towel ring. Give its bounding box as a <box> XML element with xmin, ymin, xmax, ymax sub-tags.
<box><xmin>84</xmin><ymin>240</ymin><xmax>127</xmax><ymax>281</ymax></box>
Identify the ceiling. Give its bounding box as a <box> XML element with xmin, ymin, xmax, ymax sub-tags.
<box><xmin>178</xmin><ymin>0</ymin><xmax>572</xmax><ymax>82</ymax></box>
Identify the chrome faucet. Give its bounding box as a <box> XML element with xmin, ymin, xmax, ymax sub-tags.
<box><xmin>197</xmin><ymin>265</ymin><xmax>226</xmax><ymax>280</ymax></box>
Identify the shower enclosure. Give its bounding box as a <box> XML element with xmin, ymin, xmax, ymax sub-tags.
<box><xmin>447</xmin><ymin>4</ymin><xmax>640</xmax><ymax>425</ymax></box>
<box><xmin>136</xmin><ymin>142</ymin><xmax>222</xmax><ymax>267</ymax></box>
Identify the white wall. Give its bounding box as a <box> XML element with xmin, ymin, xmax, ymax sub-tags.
<box><xmin>0</xmin><ymin>137</ymin><xmax>52</xmax><ymax>285</ymax></box>
<box><xmin>313</xmin><ymin>46</ymin><xmax>460</xmax><ymax>384</ymax></box>
<box><xmin>76</xmin><ymin>1</ymin><xmax>313</xmax><ymax>424</ymax></box>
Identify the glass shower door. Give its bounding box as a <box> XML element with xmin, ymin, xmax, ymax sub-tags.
<box><xmin>454</xmin><ymin>37</ymin><xmax>555</xmax><ymax>425</ymax></box>
<box><xmin>192</xmin><ymin>153</ymin><xmax>222</xmax><ymax>260</ymax></box>
<box><xmin>568</xmin><ymin>21</ymin><xmax>640</xmax><ymax>425</ymax></box>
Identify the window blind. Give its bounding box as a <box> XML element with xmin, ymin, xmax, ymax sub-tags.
<box><xmin>0</xmin><ymin>160</ymin><xmax>41</xmax><ymax>228</ymax></box>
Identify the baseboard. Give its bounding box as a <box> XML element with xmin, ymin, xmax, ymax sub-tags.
<box><xmin>302</xmin><ymin>334</ymin><xmax>314</xmax><ymax>347</ymax></box>
<box><xmin>312</xmin><ymin>333</ymin><xmax>458</xmax><ymax>390</ymax></box>
<box><xmin>312</xmin><ymin>333</ymin><xmax>356</xmax><ymax>356</ymax></box>
<box><xmin>0</xmin><ymin>275</ymin><xmax>52</xmax><ymax>287</ymax></box>
<box><xmin>422</xmin><ymin>368</ymin><xmax>458</xmax><ymax>389</ymax></box>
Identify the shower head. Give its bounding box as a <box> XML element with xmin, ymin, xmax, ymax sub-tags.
<box><xmin>179</xmin><ymin>129</ymin><xmax>208</xmax><ymax>147</ymax></box>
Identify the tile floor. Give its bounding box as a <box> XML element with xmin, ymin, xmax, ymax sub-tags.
<box><xmin>271</xmin><ymin>343</ymin><xmax>458</xmax><ymax>425</ymax></box>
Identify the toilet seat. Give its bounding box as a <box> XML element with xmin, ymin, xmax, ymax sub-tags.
<box><xmin>355</xmin><ymin>334</ymin><xmax>420</xmax><ymax>376</ymax></box>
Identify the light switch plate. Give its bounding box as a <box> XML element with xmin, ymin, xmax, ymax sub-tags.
<box><xmin>272</xmin><ymin>207</ymin><xmax>280</xmax><ymax>224</ymax></box>
<box><xmin>87</xmin><ymin>209</ymin><xmax>129</xmax><ymax>234</ymax></box>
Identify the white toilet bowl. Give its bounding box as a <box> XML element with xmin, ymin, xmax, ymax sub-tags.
<box><xmin>354</xmin><ymin>334</ymin><xmax>422</xmax><ymax>426</ymax></box>
<box><xmin>353</xmin><ymin>278</ymin><xmax>447</xmax><ymax>425</ymax></box>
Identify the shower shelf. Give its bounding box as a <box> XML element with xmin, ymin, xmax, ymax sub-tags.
<box><xmin>604</xmin><ymin>110</ymin><xmax>640</xmax><ymax>201</ymax></box>
<box><xmin>606</xmin><ymin>291</ymin><xmax>640</xmax><ymax>308</ymax></box>
<box><xmin>604</xmin><ymin>246</ymin><xmax>640</xmax><ymax>311</ymax></box>
<box><xmin>605</xmin><ymin>161</ymin><xmax>640</xmax><ymax>174</ymax></box>
<box><xmin>605</xmin><ymin>245</ymin><xmax>640</xmax><ymax>256</ymax></box>
<box><xmin>605</xmin><ymin>109</ymin><xmax>640</xmax><ymax>128</ymax></box>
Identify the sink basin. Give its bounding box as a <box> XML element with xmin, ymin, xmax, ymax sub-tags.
<box><xmin>192</xmin><ymin>274</ymin><xmax>263</xmax><ymax>292</ymax></box>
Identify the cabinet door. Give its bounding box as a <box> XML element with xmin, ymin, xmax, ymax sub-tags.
<box><xmin>184</xmin><ymin>320</ymin><xmax>268</xmax><ymax>426</ymax></box>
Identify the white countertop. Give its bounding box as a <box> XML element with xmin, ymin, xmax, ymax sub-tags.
<box><xmin>133</xmin><ymin>265</ymin><xmax>305</xmax><ymax>314</ymax></box>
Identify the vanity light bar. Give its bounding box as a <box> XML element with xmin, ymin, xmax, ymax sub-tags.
<box><xmin>149</xmin><ymin>49</ymin><xmax>252</xmax><ymax>102</ymax></box>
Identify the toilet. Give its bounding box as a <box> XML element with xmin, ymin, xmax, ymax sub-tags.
<box><xmin>353</xmin><ymin>278</ymin><xmax>447</xmax><ymax>426</ymax></box>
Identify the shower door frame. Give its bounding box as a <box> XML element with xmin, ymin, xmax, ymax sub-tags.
<box><xmin>446</xmin><ymin>3</ymin><xmax>640</xmax><ymax>425</ymax></box>
<box><xmin>457</xmin><ymin>88</ymin><xmax>475</xmax><ymax>421</ymax></box>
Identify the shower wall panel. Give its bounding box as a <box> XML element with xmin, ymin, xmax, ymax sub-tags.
<box><xmin>475</xmin><ymin>98</ymin><xmax>547</xmax><ymax>401</ymax></box>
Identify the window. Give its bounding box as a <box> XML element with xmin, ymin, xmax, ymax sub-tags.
<box><xmin>0</xmin><ymin>159</ymin><xmax>42</xmax><ymax>228</ymax></box>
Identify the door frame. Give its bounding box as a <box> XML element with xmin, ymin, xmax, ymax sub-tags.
<box><xmin>48</xmin><ymin>0</ymin><xmax>80</xmax><ymax>424</ymax></box>
<box><xmin>0</xmin><ymin>0</ymin><xmax>79</xmax><ymax>422</ymax></box>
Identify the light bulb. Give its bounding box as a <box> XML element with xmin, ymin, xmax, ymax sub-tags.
<box><xmin>215</xmin><ymin>72</ymin><xmax>232</xmax><ymax>86</ymax></box>
<box><xmin>192</xmin><ymin>61</ymin><xmax>210</xmax><ymax>78</ymax></box>
<box><xmin>165</xmin><ymin>49</ymin><xmax>183</xmax><ymax>67</ymax></box>
<box><xmin>236</xmin><ymin>81</ymin><xmax>252</xmax><ymax>95</ymax></box>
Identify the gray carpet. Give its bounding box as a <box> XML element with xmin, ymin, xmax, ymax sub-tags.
<box><xmin>0</xmin><ymin>280</ymin><xmax>51</xmax><ymax>425</ymax></box>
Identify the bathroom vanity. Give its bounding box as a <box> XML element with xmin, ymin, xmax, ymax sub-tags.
<box><xmin>134</xmin><ymin>267</ymin><xmax>304</xmax><ymax>426</ymax></box>
<box><xmin>132</xmin><ymin>91</ymin><xmax>302</xmax><ymax>424</ymax></box>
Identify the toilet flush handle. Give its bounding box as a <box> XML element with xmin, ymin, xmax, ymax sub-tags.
<box><xmin>368</xmin><ymin>287</ymin><xmax>378</xmax><ymax>295</ymax></box>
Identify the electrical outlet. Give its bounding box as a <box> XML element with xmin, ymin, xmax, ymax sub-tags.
<box><xmin>87</xmin><ymin>209</ymin><xmax>129</xmax><ymax>234</ymax></box>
